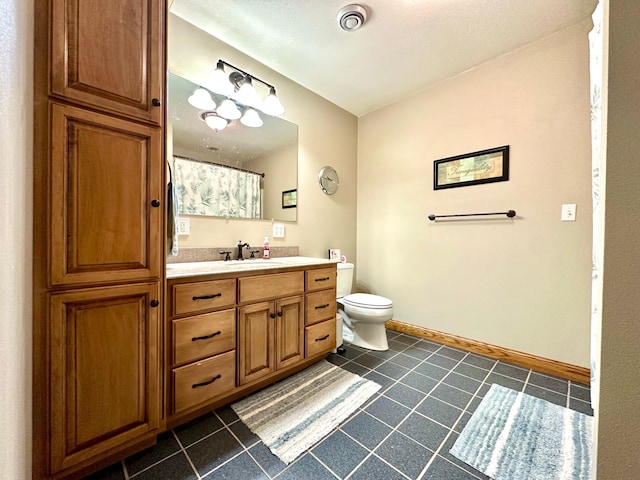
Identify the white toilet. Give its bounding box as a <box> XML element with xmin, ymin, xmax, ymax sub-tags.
<box><xmin>336</xmin><ymin>262</ymin><xmax>394</xmax><ymax>351</ymax></box>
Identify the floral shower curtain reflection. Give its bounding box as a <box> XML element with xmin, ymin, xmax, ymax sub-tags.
<box><xmin>173</xmin><ymin>156</ymin><xmax>261</xmax><ymax>218</ymax></box>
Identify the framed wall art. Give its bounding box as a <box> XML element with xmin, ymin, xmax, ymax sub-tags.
<box><xmin>433</xmin><ymin>145</ymin><xmax>509</xmax><ymax>190</ymax></box>
<box><xmin>282</xmin><ymin>189</ymin><xmax>297</xmax><ymax>208</ymax></box>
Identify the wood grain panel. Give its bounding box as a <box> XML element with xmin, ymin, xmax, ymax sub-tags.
<box><xmin>387</xmin><ymin>320</ymin><xmax>590</xmax><ymax>384</ymax></box>
<box><xmin>238</xmin><ymin>302</ymin><xmax>275</xmax><ymax>385</ymax></box>
<box><xmin>305</xmin><ymin>289</ymin><xmax>336</xmax><ymax>326</ymax></box>
<box><xmin>51</xmin><ymin>0</ymin><xmax>163</xmax><ymax>124</ymax></box>
<box><xmin>238</xmin><ymin>271</ymin><xmax>304</xmax><ymax>303</ymax></box>
<box><xmin>172</xmin><ymin>351</ymin><xmax>236</xmax><ymax>413</ymax></box>
<box><xmin>50</xmin><ymin>103</ymin><xmax>162</xmax><ymax>286</ymax></box>
<box><xmin>172</xmin><ymin>309</ymin><xmax>236</xmax><ymax>366</ymax></box>
<box><xmin>172</xmin><ymin>279</ymin><xmax>236</xmax><ymax>316</ymax></box>
<box><xmin>275</xmin><ymin>296</ymin><xmax>304</xmax><ymax>370</ymax></box>
<box><xmin>305</xmin><ymin>319</ymin><xmax>337</xmax><ymax>358</ymax></box>
<box><xmin>49</xmin><ymin>283</ymin><xmax>161</xmax><ymax>472</ymax></box>
<box><xmin>305</xmin><ymin>267</ymin><xmax>337</xmax><ymax>292</ymax></box>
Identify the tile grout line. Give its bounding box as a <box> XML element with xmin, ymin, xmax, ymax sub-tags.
<box><xmin>170</xmin><ymin>429</ymin><xmax>203</xmax><ymax>479</ymax></box>
<box><xmin>415</xmin><ymin>351</ymin><xmax>501</xmax><ymax>480</ymax></box>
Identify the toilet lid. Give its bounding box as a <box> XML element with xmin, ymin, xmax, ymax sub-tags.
<box><xmin>342</xmin><ymin>293</ymin><xmax>393</xmax><ymax>309</ymax></box>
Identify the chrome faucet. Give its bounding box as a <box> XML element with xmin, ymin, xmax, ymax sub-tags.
<box><xmin>237</xmin><ymin>241</ymin><xmax>250</xmax><ymax>260</ymax></box>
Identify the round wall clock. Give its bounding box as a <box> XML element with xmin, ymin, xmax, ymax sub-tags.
<box><xmin>318</xmin><ymin>166</ymin><xmax>339</xmax><ymax>195</ymax></box>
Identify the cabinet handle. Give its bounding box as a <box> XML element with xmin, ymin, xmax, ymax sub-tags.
<box><xmin>152</xmin><ymin>98</ymin><xmax>161</xmax><ymax>107</ymax></box>
<box><xmin>192</xmin><ymin>331</ymin><xmax>221</xmax><ymax>342</ymax></box>
<box><xmin>192</xmin><ymin>374</ymin><xmax>221</xmax><ymax>389</ymax></box>
<box><xmin>315</xmin><ymin>334</ymin><xmax>330</xmax><ymax>342</ymax></box>
<box><xmin>270</xmin><ymin>313</ymin><xmax>276</xmax><ymax>319</ymax></box>
<box><xmin>314</xmin><ymin>277</ymin><xmax>330</xmax><ymax>282</ymax></box>
<box><xmin>315</xmin><ymin>303</ymin><xmax>330</xmax><ymax>310</ymax></box>
<box><xmin>150</xmin><ymin>299</ymin><xmax>159</xmax><ymax>307</ymax></box>
<box><xmin>192</xmin><ymin>293</ymin><xmax>222</xmax><ymax>301</ymax></box>
<box><xmin>277</xmin><ymin>311</ymin><xmax>283</xmax><ymax>317</ymax></box>
<box><xmin>151</xmin><ymin>199</ymin><xmax>160</xmax><ymax>207</ymax></box>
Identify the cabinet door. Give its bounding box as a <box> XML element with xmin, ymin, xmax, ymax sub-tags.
<box><xmin>238</xmin><ymin>302</ymin><xmax>275</xmax><ymax>385</ymax></box>
<box><xmin>49</xmin><ymin>282</ymin><xmax>161</xmax><ymax>473</ymax></box>
<box><xmin>275</xmin><ymin>296</ymin><xmax>304</xmax><ymax>370</ymax></box>
<box><xmin>50</xmin><ymin>103</ymin><xmax>162</xmax><ymax>286</ymax></box>
<box><xmin>51</xmin><ymin>0</ymin><xmax>163</xmax><ymax>124</ymax></box>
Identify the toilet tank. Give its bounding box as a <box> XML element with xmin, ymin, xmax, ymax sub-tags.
<box><xmin>336</xmin><ymin>262</ymin><xmax>354</xmax><ymax>298</ymax></box>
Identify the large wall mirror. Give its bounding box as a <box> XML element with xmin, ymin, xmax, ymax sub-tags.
<box><xmin>167</xmin><ymin>15</ymin><xmax>298</xmax><ymax>222</ymax></box>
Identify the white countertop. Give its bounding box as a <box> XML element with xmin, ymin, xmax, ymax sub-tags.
<box><xmin>166</xmin><ymin>256</ymin><xmax>338</xmax><ymax>279</ymax></box>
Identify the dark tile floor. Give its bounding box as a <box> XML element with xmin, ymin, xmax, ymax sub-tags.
<box><xmin>86</xmin><ymin>330</ymin><xmax>592</xmax><ymax>480</ymax></box>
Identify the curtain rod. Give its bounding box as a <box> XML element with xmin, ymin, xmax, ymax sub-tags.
<box><xmin>172</xmin><ymin>154</ymin><xmax>265</xmax><ymax>178</ymax></box>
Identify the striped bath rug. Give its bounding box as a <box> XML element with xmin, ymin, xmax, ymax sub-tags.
<box><xmin>451</xmin><ymin>384</ymin><xmax>593</xmax><ymax>480</ymax></box>
<box><xmin>231</xmin><ymin>360</ymin><xmax>380</xmax><ymax>464</ymax></box>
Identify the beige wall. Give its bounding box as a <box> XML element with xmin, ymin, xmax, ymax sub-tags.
<box><xmin>1</xmin><ymin>0</ymin><xmax>33</xmax><ymax>478</ymax></box>
<box><xmin>169</xmin><ymin>15</ymin><xmax>358</xmax><ymax>260</ymax></box>
<box><xmin>595</xmin><ymin>0</ymin><xmax>640</xmax><ymax>477</ymax></box>
<box><xmin>357</xmin><ymin>21</ymin><xmax>593</xmax><ymax>367</ymax></box>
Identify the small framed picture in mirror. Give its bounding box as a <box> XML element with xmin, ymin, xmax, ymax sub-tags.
<box><xmin>282</xmin><ymin>189</ymin><xmax>297</xmax><ymax>209</ymax></box>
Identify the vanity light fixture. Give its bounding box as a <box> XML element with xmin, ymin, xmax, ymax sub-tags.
<box><xmin>240</xmin><ymin>108</ymin><xmax>264</xmax><ymax>128</ymax></box>
<box><xmin>188</xmin><ymin>87</ymin><xmax>216</xmax><ymax>110</ymax></box>
<box><xmin>200</xmin><ymin>111</ymin><xmax>229</xmax><ymax>131</ymax></box>
<box><xmin>189</xmin><ymin>59</ymin><xmax>285</xmax><ymax>130</ymax></box>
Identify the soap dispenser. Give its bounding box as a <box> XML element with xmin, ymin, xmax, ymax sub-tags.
<box><xmin>263</xmin><ymin>236</ymin><xmax>270</xmax><ymax>259</ymax></box>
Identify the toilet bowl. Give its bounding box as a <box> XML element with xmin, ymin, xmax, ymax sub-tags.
<box><xmin>336</xmin><ymin>263</ymin><xmax>394</xmax><ymax>351</ymax></box>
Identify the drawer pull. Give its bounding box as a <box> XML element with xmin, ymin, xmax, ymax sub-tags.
<box><xmin>314</xmin><ymin>303</ymin><xmax>330</xmax><ymax>310</ymax></box>
<box><xmin>315</xmin><ymin>334</ymin><xmax>331</xmax><ymax>342</ymax></box>
<box><xmin>314</xmin><ymin>277</ymin><xmax>330</xmax><ymax>282</ymax></box>
<box><xmin>191</xmin><ymin>331</ymin><xmax>221</xmax><ymax>342</ymax></box>
<box><xmin>192</xmin><ymin>374</ymin><xmax>221</xmax><ymax>389</ymax></box>
<box><xmin>192</xmin><ymin>293</ymin><xmax>222</xmax><ymax>301</ymax></box>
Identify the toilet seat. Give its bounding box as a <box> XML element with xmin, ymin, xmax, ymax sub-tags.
<box><xmin>342</xmin><ymin>293</ymin><xmax>393</xmax><ymax>309</ymax></box>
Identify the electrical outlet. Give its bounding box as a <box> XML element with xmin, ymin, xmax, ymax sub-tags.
<box><xmin>561</xmin><ymin>204</ymin><xmax>577</xmax><ymax>222</ymax></box>
<box><xmin>177</xmin><ymin>217</ymin><xmax>190</xmax><ymax>235</ymax></box>
<box><xmin>273</xmin><ymin>223</ymin><xmax>285</xmax><ymax>238</ymax></box>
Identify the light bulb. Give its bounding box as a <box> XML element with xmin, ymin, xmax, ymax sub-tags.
<box><xmin>209</xmin><ymin>61</ymin><xmax>234</xmax><ymax>96</ymax></box>
<box><xmin>240</xmin><ymin>108</ymin><xmax>263</xmax><ymax>128</ymax></box>
<box><xmin>202</xmin><ymin>112</ymin><xmax>229</xmax><ymax>131</ymax></box>
<box><xmin>262</xmin><ymin>87</ymin><xmax>285</xmax><ymax>116</ymax></box>
<box><xmin>188</xmin><ymin>88</ymin><xmax>216</xmax><ymax>110</ymax></box>
<box><xmin>217</xmin><ymin>99</ymin><xmax>242</xmax><ymax>120</ymax></box>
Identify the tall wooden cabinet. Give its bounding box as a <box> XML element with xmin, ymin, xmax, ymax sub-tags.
<box><xmin>33</xmin><ymin>0</ymin><xmax>165</xmax><ymax>478</ymax></box>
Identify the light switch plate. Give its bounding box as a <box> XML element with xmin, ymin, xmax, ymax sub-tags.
<box><xmin>272</xmin><ymin>223</ymin><xmax>285</xmax><ymax>238</ymax></box>
<box><xmin>561</xmin><ymin>204</ymin><xmax>577</xmax><ymax>222</ymax></box>
<box><xmin>177</xmin><ymin>217</ymin><xmax>190</xmax><ymax>235</ymax></box>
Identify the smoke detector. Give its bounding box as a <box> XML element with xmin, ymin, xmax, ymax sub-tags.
<box><xmin>337</xmin><ymin>4</ymin><xmax>368</xmax><ymax>32</ymax></box>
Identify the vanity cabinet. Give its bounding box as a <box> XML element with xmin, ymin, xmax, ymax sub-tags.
<box><xmin>166</xmin><ymin>264</ymin><xmax>336</xmax><ymax>425</ymax></box>
<box><xmin>33</xmin><ymin>0</ymin><xmax>166</xmax><ymax>478</ymax></box>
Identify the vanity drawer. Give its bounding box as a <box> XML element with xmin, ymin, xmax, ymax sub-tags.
<box><xmin>172</xmin><ymin>350</ymin><xmax>236</xmax><ymax>413</ymax></box>
<box><xmin>306</xmin><ymin>290</ymin><xmax>336</xmax><ymax>326</ymax></box>
<box><xmin>173</xmin><ymin>279</ymin><xmax>236</xmax><ymax>316</ymax></box>
<box><xmin>238</xmin><ymin>271</ymin><xmax>304</xmax><ymax>303</ymax></box>
<box><xmin>172</xmin><ymin>309</ymin><xmax>236</xmax><ymax>366</ymax></box>
<box><xmin>305</xmin><ymin>268</ymin><xmax>336</xmax><ymax>292</ymax></box>
<box><xmin>305</xmin><ymin>318</ymin><xmax>337</xmax><ymax>358</ymax></box>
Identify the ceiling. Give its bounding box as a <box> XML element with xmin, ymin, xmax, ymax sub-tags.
<box><xmin>170</xmin><ymin>0</ymin><xmax>597</xmax><ymax>117</ymax></box>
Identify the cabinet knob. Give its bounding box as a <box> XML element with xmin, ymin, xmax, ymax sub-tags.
<box><xmin>277</xmin><ymin>311</ymin><xmax>283</xmax><ymax>317</ymax></box>
<box><xmin>151</xmin><ymin>199</ymin><xmax>160</xmax><ymax>207</ymax></box>
<box><xmin>270</xmin><ymin>313</ymin><xmax>276</xmax><ymax>319</ymax></box>
<box><xmin>150</xmin><ymin>299</ymin><xmax>159</xmax><ymax>307</ymax></box>
<box><xmin>152</xmin><ymin>98</ymin><xmax>161</xmax><ymax>107</ymax></box>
